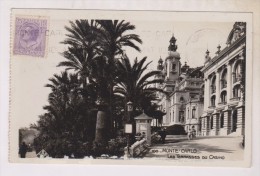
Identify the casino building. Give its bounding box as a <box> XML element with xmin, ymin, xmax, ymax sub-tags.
<box><xmin>154</xmin><ymin>22</ymin><xmax>246</xmax><ymax>137</ymax></box>
<box><xmin>200</xmin><ymin>22</ymin><xmax>246</xmax><ymax>136</ymax></box>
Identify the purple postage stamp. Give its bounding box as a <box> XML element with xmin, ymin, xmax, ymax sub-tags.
<box><xmin>13</xmin><ymin>17</ymin><xmax>48</xmax><ymax>57</ymax></box>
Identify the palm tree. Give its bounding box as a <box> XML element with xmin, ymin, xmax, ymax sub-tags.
<box><xmin>114</xmin><ymin>55</ymin><xmax>164</xmax><ymax>135</ymax></box>
<box><xmin>34</xmin><ymin>71</ymin><xmax>97</xmax><ymax>157</ymax></box>
<box><xmin>58</xmin><ymin>20</ymin><xmax>100</xmax><ymax>88</ymax></box>
<box><xmin>93</xmin><ymin>20</ymin><xmax>143</xmax><ymax>143</ymax></box>
<box><xmin>95</xmin><ymin>20</ymin><xmax>142</xmax><ymax>59</ymax></box>
<box><xmin>59</xmin><ymin>19</ymin><xmax>142</xmax><ymax>144</ymax></box>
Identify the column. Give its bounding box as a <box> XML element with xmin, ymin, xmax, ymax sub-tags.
<box><xmin>236</xmin><ymin>106</ymin><xmax>245</xmax><ymax>135</ymax></box>
<box><xmin>215</xmin><ymin>72</ymin><xmax>220</xmax><ymax>105</ymax></box>
<box><xmin>174</xmin><ymin>105</ymin><xmax>178</xmax><ymax>124</ymax></box>
<box><xmin>167</xmin><ymin>59</ymin><xmax>171</xmax><ymax>78</ymax></box>
<box><xmin>216</xmin><ymin>115</ymin><xmax>220</xmax><ymax>135</ymax></box>
<box><xmin>223</xmin><ymin>110</ymin><xmax>231</xmax><ymax>135</ymax></box>
<box><xmin>227</xmin><ymin>63</ymin><xmax>232</xmax><ymax>103</ymax></box>
<box><xmin>239</xmin><ymin>51</ymin><xmax>245</xmax><ymax>103</ymax></box>
<box><xmin>212</xmin><ymin>113</ymin><xmax>219</xmax><ymax>136</ymax></box>
<box><xmin>206</xmin><ymin>116</ymin><xmax>210</xmax><ymax>136</ymax></box>
<box><xmin>204</xmin><ymin>77</ymin><xmax>209</xmax><ymax>111</ymax></box>
<box><xmin>201</xmin><ymin>118</ymin><xmax>205</xmax><ymax>136</ymax></box>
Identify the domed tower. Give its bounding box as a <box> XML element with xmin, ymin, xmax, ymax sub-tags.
<box><xmin>163</xmin><ymin>34</ymin><xmax>181</xmax><ymax>92</ymax></box>
<box><xmin>204</xmin><ymin>49</ymin><xmax>211</xmax><ymax>65</ymax></box>
<box><xmin>157</xmin><ymin>56</ymin><xmax>164</xmax><ymax>71</ymax></box>
<box><xmin>180</xmin><ymin>61</ymin><xmax>190</xmax><ymax>79</ymax></box>
<box><xmin>155</xmin><ymin>56</ymin><xmax>164</xmax><ymax>89</ymax></box>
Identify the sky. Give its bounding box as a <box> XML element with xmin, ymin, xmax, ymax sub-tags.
<box><xmin>11</xmin><ymin>10</ymin><xmax>234</xmax><ymax>128</ymax></box>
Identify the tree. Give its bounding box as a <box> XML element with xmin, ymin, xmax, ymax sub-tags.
<box><xmin>93</xmin><ymin>20</ymin><xmax>143</xmax><ymax>143</ymax></box>
<box><xmin>114</xmin><ymin>55</ymin><xmax>164</xmax><ymax>135</ymax></box>
<box><xmin>58</xmin><ymin>20</ymin><xmax>100</xmax><ymax>88</ymax></box>
<box><xmin>33</xmin><ymin>72</ymin><xmax>97</xmax><ymax>158</ymax></box>
<box><xmin>60</xmin><ymin>19</ymin><xmax>142</xmax><ymax>144</ymax></box>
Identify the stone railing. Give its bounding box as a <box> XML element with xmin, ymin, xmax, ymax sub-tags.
<box><xmin>221</xmin><ymin>83</ymin><xmax>227</xmax><ymax>89</ymax></box>
<box><xmin>211</xmin><ymin>86</ymin><xmax>216</xmax><ymax>94</ymax></box>
<box><xmin>151</xmin><ymin>133</ymin><xmax>159</xmax><ymax>143</ymax></box>
<box><xmin>233</xmin><ymin>77</ymin><xmax>241</xmax><ymax>83</ymax></box>
<box><xmin>218</xmin><ymin>102</ymin><xmax>227</xmax><ymax>105</ymax></box>
<box><xmin>129</xmin><ymin>138</ymin><xmax>149</xmax><ymax>157</ymax></box>
<box><xmin>230</xmin><ymin>97</ymin><xmax>240</xmax><ymax>102</ymax></box>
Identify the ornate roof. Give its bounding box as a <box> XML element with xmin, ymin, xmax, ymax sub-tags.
<box><xmin>134</xmin><ymin>112</ymin><xmax>153</xmax><ymax>120</ymax></box>
<box><xmin>226</xmin><ymin>22</ymin><xmax>246</xmax><ymax>45</ymax></box>
<box><xmin>168</xmin><ymin>34</ymin><xmax>178</xmax><ymax>52</ymax></box>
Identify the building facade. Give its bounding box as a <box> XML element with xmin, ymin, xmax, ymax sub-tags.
<box><xmin>154</xmin><ymin>22</ymin><xmax>246</xmax><ymax>137</ymax></box>
<box><xmin>154</xmin><ymin>35</ymin><xmax>204</xmax><ymax>135</ymax></box>
<box><xmin>200</xmin><ymin>22</ymin><xmax>246</xmax><ymax>136</ymax></box>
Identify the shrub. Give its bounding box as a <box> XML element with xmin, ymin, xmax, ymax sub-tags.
<box><xmin>166</xmin><ymin>124</ymin><xmax>186</xmax><ymax>135</ymax></box>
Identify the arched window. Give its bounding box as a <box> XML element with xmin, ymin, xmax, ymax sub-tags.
<box><xmin>211</xmin><ymin>76</ymin><xmax>216</xmax><ymax>94</ymax></box>
<box><xmin>233</xmin><ymin>62</ymin><xmax>241</xmax><ymax>83</ymax></box>
<box><xmin>233</xmin><ymin>85</ymin><xmax>241</xmax><ymax>98</ymax></box>
<box><xmin>221</xmin><ymin>70</ymin><xmax>227</xmax><ymax>89</ymax></box>
<box><xmin>192</xmin><ymin>107</ymin><xmax>196</xmax><ymax>118</ymax></box>
<box><xmin>211</xmin><ymin>95</ymin><xmax>216</xmax><ymax>107</ymax></box>
<box><xmin>220</xmin><ymin>91</ymin><xmax>227</xmax><ymax>103</ymax></box>
<box><xmin>172</xmin><ymin>63</ymin><xmax>176</xmax><ymax>71</ymax></box>
<box><xmin>179</xmin><ymin>111</ymin><xmax>184</xmax><ymax>123</ymax></box>
<box><xmin>180</xmin><ymin>96</ymin><xmax>184</xmax><ymax>102</ymax></box>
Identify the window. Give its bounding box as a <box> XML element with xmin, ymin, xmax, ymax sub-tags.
<box><xmin>211</xmin><ymin>96</ymin><xmax>216</xmax><ymax>106</ymax></box>
<box><xmin>235</xmin><ymin>63</ymin><xmax>241</xmax><ymax>79</ymax></box>
<box><xmin>179</xmin><ymin>111</ymin><xmax>184</xmax><ymax>123</ymax></box>
<box><xmin>233</xmin><ymin>85</ymin><xmax>241</xmax><ymax>98</ymax></box>
<box><xmin>210</xmin><ymin>116</ymin><xmax>214</xmax><ymax>129</ymax></box>
<box><xmin>172</xmin><ymin>63</ymin><xmax>176</xmax><ymax>71</ymax></box>
<box><xmin>221</xmin><ymin>70</ymin><xmax>227</xmax><ymax>89</ymax></box>
<box><xmin>220</xmin><ymin>113</ymin><xmax>224</xmax><ymax>128</ymax></box>
<box><xmin>180</xmin><ymin>96</ymin><xmax>184</xmax><ymax>102</ymax></box>
<box><xmin>187</xmin><ymin>108</ymin><xmax>189</xmax><ymax>119</ymax></box>
<box><xmin>192</xmin><ymin>108</ymin><xmax>196</xmax><ymax>118</ymax></box>
<box><xmin>221</xmin><ymin>91</ymin><xmax>227</xmax><ymax>103</ymax></box>
<box><xmin>211</xmin><ymin>76</ymin><xmax>216</xmax><ymax>94</ymax></box>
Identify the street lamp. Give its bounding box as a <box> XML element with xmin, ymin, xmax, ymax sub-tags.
<box><xmin>124</xmin><ymin>101</ymin><xmax>133</xmax><ymax>159</ymax></box>
<box><xmin>127</xmin><ymin>101</ymin><xmax>133</xmax><ymax>113</ymax></box>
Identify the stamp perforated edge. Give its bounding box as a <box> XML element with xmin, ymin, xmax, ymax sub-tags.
<box><xmin>11</xmin><ymin>14</ymin><xmax>50</xmax><ymax>59</ymax></box>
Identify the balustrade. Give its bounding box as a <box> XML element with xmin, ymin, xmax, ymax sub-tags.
<box><xmin>233</xmin><ymin>77</ymin><xmax>241</xmax><ymax>83</ymax></box>
<box><xmin>230</xmin><ymin>97</ymin><xmax>240</xmax><ymax>102</ymax></box>
<box><xmin>221</xmin><ymin>82</ymin><xmax>227</xmax><ymax>89</ymax></box>
<box><xmin>129</xmin><ymin>138</ymin><xmax>149</xmax><ymax>157</ymax></box>
<box><xmin>211</xmin><ymin>85</ymin><xmax>216</xmax><ymax>94</ymax></box>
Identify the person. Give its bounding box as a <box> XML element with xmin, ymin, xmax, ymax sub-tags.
<box><xmin>19</xmin><ymin>142</ymin><xmax>28</xmax><ymax>158</ymax></box>
<box><xmin>192</xmin><ymin>128</ymin><xmax>196</xmax><ymax>139</ymax></box>
<box><xmin>160</xmin><ymin>128</ymin><xmax>167</xmax><ymax>144</ymax></box>
<box><xmin>187</xmin><ymin>130</ymin><xmax>192</xmax><ymax>140</ymax></box>
<box><xmin>140</xmin><ymin>132</ymin><xmax>146</xmax><ymax>139</ymax></box>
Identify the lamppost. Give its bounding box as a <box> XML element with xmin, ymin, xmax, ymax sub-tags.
<box><xmin>124</xmin><ymin>101</ymin><xmax>133</xmax><ymax>159</ymax></box>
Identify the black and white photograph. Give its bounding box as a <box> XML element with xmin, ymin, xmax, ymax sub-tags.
<box><xmin>8</xmin><ymin>9</ymin><xmax>252</xmax><ymax>167</ymax></box>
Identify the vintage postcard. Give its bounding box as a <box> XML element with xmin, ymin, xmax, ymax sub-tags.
<box><xmin>9</xmin><ymin>9</ymin><xmax>252</xmax><ymax>167</ymax></box>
